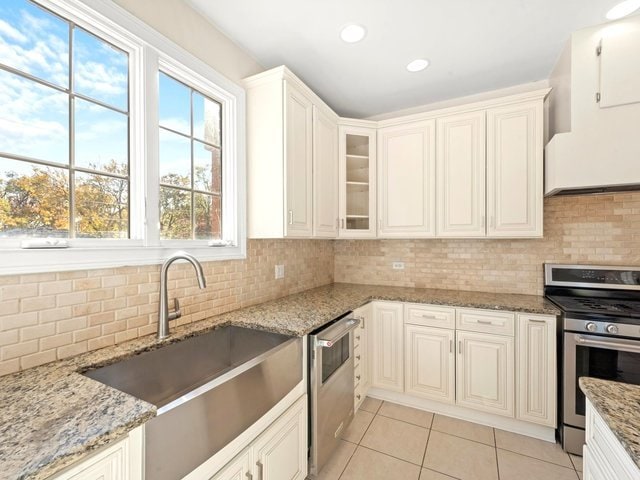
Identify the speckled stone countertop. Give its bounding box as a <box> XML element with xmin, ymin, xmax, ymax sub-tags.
<box><xmin>580</xmin><ymin>377</ymin><xmax>640</xmax><ymax>469</ymax></box>
<box><xmin>0</xmin><ymin>282</ymin><xmax>558</xmax><ymax>479</ymax></box>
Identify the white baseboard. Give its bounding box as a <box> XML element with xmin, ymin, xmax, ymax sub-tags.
<box><xmin>367</xmin><ymin>387</ymin><xmax>556</xmax><ymax>443</ymax></box>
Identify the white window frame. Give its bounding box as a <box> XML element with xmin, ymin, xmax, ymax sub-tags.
<box><xmin>0</xmin><ymin>0</ymin><xmax>246</xmax><ymax>275</ymax></box>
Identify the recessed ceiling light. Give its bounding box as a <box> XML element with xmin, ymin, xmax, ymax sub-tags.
<box><xmin>606</xmin><ymin>0</ymin><xmax>640</xmax><ymax>20</ymax></box>
<box><xmin>406</xmin><ymin>59</ymin><xmax>430</xmax><ymax>72</ymax></box>
<box><xmin>340</xmin><ymin>24</ymin><xmax>366</xmax><ymax>43</ymax></box>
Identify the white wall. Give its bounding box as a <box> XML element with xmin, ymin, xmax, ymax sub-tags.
<box><xmin>112</xmin><ymin>0</ymin><xmax>263</xmax><ymax>83</ymax></box>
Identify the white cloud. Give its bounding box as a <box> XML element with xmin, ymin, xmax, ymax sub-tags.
<box><xmin>0</xmin><ymin>19</ymin><xmax>27</xmax><ymax>43</ymax></box>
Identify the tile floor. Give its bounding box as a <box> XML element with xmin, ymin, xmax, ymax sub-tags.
<box><xmin>317</xmin><ymin>397</ymin><xmax>583</xmax><ymax>480</ymax></box>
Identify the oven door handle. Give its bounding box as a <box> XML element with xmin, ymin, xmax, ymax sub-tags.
<box><xmin>316</xmin><ymin>317</ymin><xmax>360</xmax><ymax>348</ymax></box>
<box><xmin>575</xmin><ymin>334</ymin><xmax>640</xmax><ymax>353</ymax></box>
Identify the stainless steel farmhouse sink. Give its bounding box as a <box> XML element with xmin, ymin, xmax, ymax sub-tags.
<box><xmin>83</xmin><ymin>326</ymin><xmax>303</xmax><ymax>480</ymax></box>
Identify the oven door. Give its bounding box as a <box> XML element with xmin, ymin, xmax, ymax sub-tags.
<box><xmin>564</xmin><ymin>332</ymin><xmax>640</xmax><ymax>427</ymax></box>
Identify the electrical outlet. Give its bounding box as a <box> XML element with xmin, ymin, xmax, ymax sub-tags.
<box><xmin>392</xmin><ymin>262</ymin><xmax>405</xmax><ymax>270</ymax></box>
<box><xmin>275</xmin><ymin>264</ymin><xmax>285</xmax><ymax>279</ymax></box>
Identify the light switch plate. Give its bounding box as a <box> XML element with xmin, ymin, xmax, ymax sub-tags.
<box><xmin>392</xmin><ymin>262</ymin><xmax>405</xmax><ymax>270</ymax></box>
<box><xmin>275</xmin><ymin>264</ymin><xmax>285</xmax><ymax>279</ymax></box>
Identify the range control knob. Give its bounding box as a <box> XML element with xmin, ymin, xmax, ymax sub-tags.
<box><xmin>606</xmin><ymin>324</ymin><xmax>619</xmax><ymax>335</ymax></box>
<box><xmin>585</xmin><ymin>322</ymin><xmax>597</xmax><ymax>332</ymax></box>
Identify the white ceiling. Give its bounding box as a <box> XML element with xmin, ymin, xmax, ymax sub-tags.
<box><xmin>188</xmin><ymin>0</ymin><xmax>623</xmax><ymax>118</ymax></box>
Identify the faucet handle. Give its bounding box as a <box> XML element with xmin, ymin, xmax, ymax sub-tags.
<box><xmin>168</xmin><ymin>298</ymin><xmax>182</xmax><ymax>321</ymax></box>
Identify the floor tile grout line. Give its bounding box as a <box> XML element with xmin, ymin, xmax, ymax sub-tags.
<box><xmin>336</xmin><ymin>441</ymin><xmax>359</xmax><ymax>480</ymax></box>
<box><xmin>356</xmin><ymin>443</ymin><xmax>426</xmax><ymax>469</ymax></box>
<box><xmin>376</xmin><ymin>411</ymin><xmax>432</xmax><ymax>430</ymax></box>
<box><xmin>429</xmin><ymin>428</ymin><xmax>497</xmax><ymax>449</ymax></box>
<box><xmin>494</xmin><ymin>428</ymin><xmax>501</xmax><ymax>480</ymax></box>
<box><xmin>495</xmin><ymin>446</ymin><xmax>577</xmax><ymax>470</ymax></box>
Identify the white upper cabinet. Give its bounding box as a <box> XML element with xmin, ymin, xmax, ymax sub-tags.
<box><xmin>377</xmin><ymin>120</ymin><xmax>436</xmax><ymax>237</ymax></box>
<box><xmin>284</xmin><ymin>82</ymin><xmax>314</xmax><ymax>237</ymax></box>
<box><xmin>598</xmin><ymin>28</ymin><xmax>640</xmax><ymax>108</ymax></box>
<box><xmin>246</xmin><ymin>67</ymin><xmax>547</xmax><ymax>239</ymax></box>
<box><xmin>313</xmin><ymin>106</ymin><xmax>339</xmax><ymax>238</ymax></box>
<box><xmin>338</xmin><ymin>123</ymin><xmax>377</xmax><ymax>238</ymax></box>
<box><xmin>436</xmin><ymin>111</ymin><xmax>487</xmax><ymax>237</ymax></box>
<box><xmin>486</xmin><ymin>101</ymin><xmax>543</xmax><ymax>237</ymax></box>
<box><xmin>245</xmin><ymin>66</ymin><xmax>336</xmax><ymax>238</ymax></box>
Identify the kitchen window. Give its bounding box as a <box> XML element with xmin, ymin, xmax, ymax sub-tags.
<box><xmin>0</xmin><ymin>0</ymin><xmax>246</xmax><ymax>274</ymax></box>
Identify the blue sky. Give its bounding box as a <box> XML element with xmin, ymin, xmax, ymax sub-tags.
<box><xmin>0</xmin><ymin>0</ymin><xmax>221</xmax><ymax>189</ymax></box>
<box><xmin>0</xmin><ymin>0</ymin><xmax>128</xmax><ymax>174</ymax></box>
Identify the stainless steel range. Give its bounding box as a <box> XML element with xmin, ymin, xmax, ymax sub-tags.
<box><xmin>545</xmin><ymin>264</ymin><xmax>640</xmax><ymax>455</ymax></box>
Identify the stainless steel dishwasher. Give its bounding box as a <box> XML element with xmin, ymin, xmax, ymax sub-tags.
<box><xmin>308</xmin><ymin>312</ymin><xmax>360</xmax><ymax>477</ymax></box>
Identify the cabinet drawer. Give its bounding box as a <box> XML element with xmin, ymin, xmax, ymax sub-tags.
<box><xmin>405</xmin><ymin>304</ymin><xmax>455</xmax><ymax>328</ymax></box>
<box><xmin>586</xmin><ymin>400</ymin><xmax>640</xmax><ymax>480</ymax></box>
<box><xmin>456</xmin><ymin>308</ymin><xmax>514</xmax><ymax>336</ymax></box>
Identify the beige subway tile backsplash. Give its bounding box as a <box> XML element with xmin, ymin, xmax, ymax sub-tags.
<box><xmin>0</xmin><ymin>239</ymin><xmax>334</xmax><ymax>376</ymax></box>
<box><xmin>335</xmin><ymin>192</ymin><xmax>640</xmax><ymax>295</ymax></box>
<box><xmin>1</xmin><ymin>193</ymin><xmax>639</xmax><ymax>377</ymax></box>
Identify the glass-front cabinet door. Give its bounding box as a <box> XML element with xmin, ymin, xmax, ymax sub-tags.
<box><xmin>338</xmin><ymin>123</ymin><xmax>376</xmax><ymax>238</ymax></box>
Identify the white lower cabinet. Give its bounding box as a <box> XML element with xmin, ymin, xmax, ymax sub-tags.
<box><xmin>211</xmin><ymin>450</ymin><xmax>251</xmax><ymax>480</ymax></box>
<box><xmin>212</xmin><ymin>395</ymin><xmax>308</xmax><ymax>480</ymax></box>
<box><xmin>584</xmin><ymin>398</ymin><xmax>640</xmax><ymax>480</ymax></box>
<box><xmin>51</xmin><ymin>427</ymin><xmax>143</xmax><ymax>480</ymax></box>
<box><xmin>455</xmin><ymin>330</ymin><xmax>515</xmax><ymax>417</ymax></box>
<box><xmin>404</xmin><ymin>324</ymin><xmax>455</xmax><ymax>404</ymax></box>
<box><xmin>516</xmin><ymin>314</ymin><xmax>556</xmax><ymax>427</ymax></box>
<box><xmin>371</xmin><ymin>302</ymin><xmax>404</xmax><ymax>392</ymax></box>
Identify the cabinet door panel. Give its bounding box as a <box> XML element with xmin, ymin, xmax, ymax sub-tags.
<box><xmin>284</xmin><ymin>82</ymin><xmax>313</xmax><ymax>237</ymax></box>
<box><xmin>487</xmin><ymin>101</ymin><xmax>543</xmax><ymax>237</ymax></box>
<box><xmin>371</xmin><ymin>302</ymin><xmax>404</xmax><ymax>392</ymax></box>
<box><xmin>313</xmin><ymin>106</ymin><xmax>338</xmax><ymax>237</ymax></box>
<box><xmin>436</xmin><ymin>111</ymin><xmax>486</xmax><ymax>237</ymax></box>
<box><xmin>378</xmin><ymin>120</ymin><xmax>436</xmax><ymax>237</ymax></box>
<box><xmin>516</xmin><ymin>314</ymin><xmax>556</xmax><ymax>427</ymax></box>
<box><xmin>211</xmin><ymin>450</ymin><xmax>251</xmax><ymax>480</ymax></box>
<box><xmin>456</xmin><ymin>331</ymin><xmax>514</xmax><ymax>417</ymax></box>
<box><xmin>405</xmin><ymin>325</ymin><xmax>455</xmax><ymax>403</ymax></box>
<box><xmin>252</xmin><ymin>396</ymin><xmax>307</xmax><ymax>480</ymax></box>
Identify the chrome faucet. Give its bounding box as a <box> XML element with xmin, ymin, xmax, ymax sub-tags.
<box><xmin>158</xmin><ymin>251</ymin><xmax>207</xmax><ymax>339</ymax></box>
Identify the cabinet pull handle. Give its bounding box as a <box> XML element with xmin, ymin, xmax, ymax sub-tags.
<box><xmin>356</xmin><ymin>394</ymin><xmax>361</xmax><ymax>400</ymax></box>
<box><xmin>341</xmin><ymin>218</ymin><xmax>345</xmax><ymax>229</ymax></box>
<box><xmin>529</xmin><ymin>319</ymin><xmax>547</xmax><ymax>324</ymax></box>
<box><xmin>421</xmin><ymin>314</ymin><xmax>438</xmax><ymax>320</ymax></box>
<box><xmin>449</xmin><ymin>339</ymin><xmax>453</xmax><ymax>353</ymax></box>
<box><xmin>458</xmin><ymin>340</ymin><xmax>462</xmax><ymax>354</ymax></box>
<box><xmin>256</xmin><ymin>460</ymin><xmax>263</xmax><ymax>480</ymax></box>
<box><xmin>246</xmin><ymin>472</ymin><xmax>253</xmax><ymax>480</ymax></box>
<box><xmin>476</xmin><ymin>319</ymin><xmax>493</xmax><ymax>325</ymax></box>
<box><xmin>288</xmin><ymin>210</ymin><xmax>293</xmax><ymax>225</ymax></box>
<box><xmin>356</xmin><ymin>354</ymin><xmax>361</xmax><ymax>360</ymax></box>
<box><xmin>356</xmin><ymin>335</ymin><xmax>361</xmax><ymax>340</ymax></box>
<box><xmin>356</xmin><ymin>374</ymin><xmax>361</xmax><ymax>380</ymax></box>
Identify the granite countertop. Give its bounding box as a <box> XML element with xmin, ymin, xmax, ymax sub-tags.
<box><xmin>579</xmin><ymin>377</ymin><xmax>640</xmax><ymax>469</ymax></box>
<box><xmin>0</xmin><ymin>282</ymin><xmax>559</xmax><ymax>480</ymax></box>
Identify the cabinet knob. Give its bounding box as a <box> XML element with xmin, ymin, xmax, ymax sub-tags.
<box><xmin>356</xmin><ymin>375</ymin><xmax>361</xmax><ymax>380</ymax></box>
<box><xmin>356</xmin><ymin>394</ymin><xmax>361</xmax><ymax>400</ymax></box>
<box><xmin>356</xmin><ymin>355</ymin><xmax>361</xmax><ymax>360</ymax></box>
<box><xmin>356</xmin><ymin>335</ymin><xmax>361</xmax><ymax>340</ymax></box>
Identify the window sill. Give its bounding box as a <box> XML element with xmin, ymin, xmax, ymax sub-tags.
<box><xmin>0</xmin><ymin>242</ymin><xmax>247</xmax><ymax>276</ymax></box>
